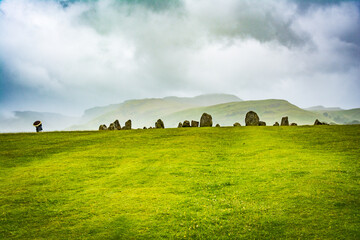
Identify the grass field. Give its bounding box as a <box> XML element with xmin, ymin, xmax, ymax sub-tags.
<box><xmin>0</xmin><ymin>126</ymin><xmax>359</xmax><ymax>239</ymax></box>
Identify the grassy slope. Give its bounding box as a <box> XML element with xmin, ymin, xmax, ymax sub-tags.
<box><xmin>71</xmin><ymin>99</ymin><xmax>332</xmax><ymax>131</ymax></box>
<box><xmin>0</xmin><ymin>126</ymin><xmax>359</xmax><ymax>239</ymax></box>
<box><xmin>163</xmin><ymin>99</ymin><xmax>332</xmax><ymax>127</ymax></box>
<box><xmin>309</xmin><ymin>108</ymin><xmax>360</xmax><ymax>124</ymax></box>
<box><xmin>69</xmin><ymin>98</ymin><xmax>198</xmax><ymax>130</ymax></box>
<box><xmin>70</xmin><ymin>94</ymin><xmax>242</xmax><ymax>130</ymax></box>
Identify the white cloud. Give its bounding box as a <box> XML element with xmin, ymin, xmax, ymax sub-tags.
<box><xmin>0</xmin><ymin>0</ymin><xmax>359</xmax><ymax>114</ymax></box>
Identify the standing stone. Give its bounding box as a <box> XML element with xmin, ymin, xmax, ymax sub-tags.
<box><xmin>143</xmin><ymin>127</ymin><xmax>147</xmax><ymax>129</ymax></box>
<box><xmin>155</xmin><ymin>119</ymin><xmax>165</xmax><ymax>129</ymax></box>
<box><xmin>114</xmin><ymin>120</ymin><xmax>121</xmax><ymax>130</ymax></box>
<box><xmin>191</xmin><ymin>120</ymin><xmax>199</xmax><ymax>127</ymax></box>
<box><xmin>216</xmin><ymin>124</ymin><xmax>220</xmax><ymax>127</ymax></box>
<box><xmin>259</xmin><ymin>121</ymin><xmax>266</xmax><ymax>126</ymax></box>
<box><xmin>99</xmin><ymin>124</ymin><xmax>107</xmax><ymax>130</ymax></box>
<box><xmin>200</xmin><ymin>113</ymin><xmax>213</xmax><ymax>127</ymax></box>
<box><xmin>273</xmin><ymin>122</ymin><xmax>279</xmax><ymax>126</ymax></box>
<box><xmin>183</xmin><ymin>120</ymin><xmax>191</xmax><ymax>127</ymax></box>
<box><xmin>245</xmin><ymin>111</ymin><xmax>260</xmax><ymax>126</ymax></box>
<box><xmin>314</xmin><ymin>119</ymin><xmax>322</xmax><ymax>125</ymax></box>
<box><xmin>291</xmin><ymin>123</ymin><xmax>297</xmax><ymax>126</ymax></box>
<box><xmin>233</xmin><ymin>122</ymin><xmax>241</xmax><ymax>127</ymax></box>
<box><xmin>178</xmin><ymin>122</ymin><xmax>183</xmax><ymax>128</ymax></box>
<box><xmin>314</xmin><ymin>119</ymin><xmax>328</xmax><ymax>125</ymax></box>
<box><xmin>108</xmin><ymin>123</ymin><xmax>115</xmax><ymax>130</ymax></box>
<box><xmin>281</xmin><ymin>117</ymin><xmax>289</xmax><ymax>126</ymax></box>
<box><xmin>124</xmin><ymin>120</ymin><xmax>132</xmax><ymax>130</ymax></box>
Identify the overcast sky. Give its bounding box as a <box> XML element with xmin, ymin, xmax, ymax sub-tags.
<box><xmin>0</xmin><ymin>0</ymin><xmax>359</xmax><ymax>116</ymax></box>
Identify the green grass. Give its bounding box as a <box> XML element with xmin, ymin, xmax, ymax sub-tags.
<box><xmin>0</xmin><ymin>126</ymin><xmax>359</xmax><ymax>239</ymax></box>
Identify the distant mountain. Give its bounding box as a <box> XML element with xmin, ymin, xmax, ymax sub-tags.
<box><xmin>162</xmin><ymin>99</ymin><xmax>333</xmax><ymax>127</ymax></box>
<box><xmin>71</xmin><ymin>98</ymin><xmax>336</xmax><ymax>130</ymax></box>
<box><xmin>308</xmin><ymin>108</ymin><xmax>360</xmax><ymax>124</ymax></box>
<box><xmin>69</xmin><ymin>94</ymin><xmax>242</xmax><ymax>130</ymax></box>
<box><xmin>0</xmin><ymin>111</ymin><xmax>78</xmax><ymax>133</ymax></box>
<box><xmin>68</xmin><ymin>98</ymin><xmax>196</xmax><ymax>130</ymax></box>
<box><xmin>305</xmin><ymin>105</ymin><xmax>343</xmax><ymax>111</ymax></box>
<box><xmin>164</xmin><ymin>94</ymin><xmax>242</xmax><ymax>107</ymax></box>
<box><xmin>3</xmin><ymin>94</ymin><xmax>360</xmax><ymax>132</ymax></box>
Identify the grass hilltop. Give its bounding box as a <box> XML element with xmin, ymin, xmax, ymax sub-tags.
<box><xmin>0</xmin><ymin>126</ymin><xmax>359</xmax><ymax>239</ymax></box>
<box><xmin>69</xmin><ymin>95</ymin><xmax>360</xmax><ymax>130</ymax></box>
<box><xmin>2</xmin><ymin>93</ymin><xmax>360</xmax><ymax>132</ymax></box>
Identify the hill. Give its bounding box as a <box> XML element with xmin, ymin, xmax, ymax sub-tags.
<box><xmin>163</xmin><ymin>99</ymin><xmax>333</xmax><ymax>127</ymax></box>
<box><xmin>71</xmin><ymin>99</ymin><xmax>331</xmax><ymax>130</ymax></box>
<box><xmin>69</xmin><ymin>93</ymin><xmax>242</xmax><ymax>130</ymax></box>
<box><xmin>0</xmin><ymin>126</ymin><xmax>359</xmax><ymax>239</ymax></box>
<box><xmin>163</xmin><ymin>93</ymin><xmax>242</xmax><ymax>107</ymax></box>
<box><xmin>305</xmin><ymin>105</ymin><xmax>343</xmax><ymax>111</ymax></box>
<box><xmin>307</xmin><ymin>108</ymin><xmax>360</xmax><ymax>124</ymax></box>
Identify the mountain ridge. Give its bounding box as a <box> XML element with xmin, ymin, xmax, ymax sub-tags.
<box><xmin>2</xmin><ymin>94</ymin><xmax>360</xmax><ymax>132</ymax></box>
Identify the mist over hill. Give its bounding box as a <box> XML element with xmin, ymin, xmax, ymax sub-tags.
<box><xmin>305</xmin><ymin>106</ymin><xmax>343</xmax><ymax>111</ymax></box>
<box><xmin>69</xmin><ymin>94</ymin><xmax>242</xmax><ymax>130</ymax></box>
<box><xmin>1</xmin><ymin>93</ymin><xmax>360</xmax><ymax>132</ymax></box>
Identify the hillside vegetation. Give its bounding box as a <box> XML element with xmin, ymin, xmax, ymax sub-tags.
<box><xmin>163</xmin><ymin>99</ymin><xmax>333</xmax><ymax>127</ymax></box>
<box><xmin>3</xmin><ymin>94</ymin><xmax>359</xmax><ymax>132</ymax></box>
<box><xmin>308</xmin><ymin>108</ymin><xmax>360</xmax><ymax>124</ymax></box>
<box><xmin>0</xmin><ymin>126</ymin><xmax>359</xmax><ymax>239</ymax></box>
<box><xmin>70</xmin><ymin>99</ymin><xmax>333</xmax><ymax>130</ymax></box>
<box><xmin>69</xmin><ymin>94</ymin><xmax>242</xmax><ymax>130</ymax></box>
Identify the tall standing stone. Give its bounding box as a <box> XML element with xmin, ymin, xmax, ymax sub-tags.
<box><xmin>114</xmin><ymin>120</ymin><xmax>121</xmax><ymax>130</ymax></box>
<box><xmin>245</xmin><ymin>111</ymin><xmax>260</xmax><ymax>126</ymax></box>
<box><xmin>99</xmin><ymin>124</ymin><xmax>107</xmax><ymax>130</ymax></box>
<box><xmin>191</xmin><ymin>120</ymin><xmax>199</xmax><ymax>127</ymax></box>
<box><xmin>155</xmin><ymin>119</ymin><xmax>165</xmax><ymax>129</ymax></box>
<box><xmin>281</xmin><ymin>117</ymin><xmax>289</xmax><ymax>126</ymax></box>
<box><xmin>108</xmin><ymin>123</ymin><xmax>115</xmax><ymax>130</ymax></box>
<box><xmin>124</xmin><ymin>120</ymin><xmax>132</xmax><ymax>130</ymax></box>
<box><xmin>200</xmin><ymin>113</ymin><xmax>213</xmax><ymax>127</ymax></box>
<box><xmin>182</xmin><ymin>120</ymin><xmax>191</xmax><ymax>127</ymax></box>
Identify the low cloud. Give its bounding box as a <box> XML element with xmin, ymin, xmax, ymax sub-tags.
<box><xmin>0</xmin><ymin>0</ymin><xmax>359</xmax><ymax>114</ymax></box>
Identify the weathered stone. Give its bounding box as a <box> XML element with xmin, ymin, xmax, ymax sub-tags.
<box><xmin>245</xmin><ymin>111</ymin><xmax>260</xmax><ymax>126</ymax></box>
<box><xmin>178</xmin><ymin>122</ymin><xmax>183</xmax><ymax>128</ymax></box>
<box><xmin>108</xmin><ymin>123</ymin><xmax>115</xmax><ymax>130</ymax></box>
<box><xmin>124</xmin><ymin>120</ymin><xmax>132</xmax><ymax>130</ymax></box>
<box><xmin>216</xmin><ymin>124</ymin><xmax>220</xmax><ymax>127</ymax></box>
<box><xmin>200</xmin><ymin>113</ymin><xmax>213</xmax><ymax>127</ymax></box>
<box><xmin>273</xmin><ymin>122</ymin><xmax>279</xmax><ymax>126</ymax></box>
<box><xmin>155</xmin><ymin>119</ymin><xmax>165</xmax><ymax>129</ymax></box>
<box><xmin>183</xmin><ymin>120</ymin><xmax>191</xmax><ymax>127</ymax></box>
<box><xmin>114</xmin><ymin>120</ymin><xmax>121</xmax><ymax>130</ymax></box>
<box><xmin>281</xmin><ymin>116</ymin><xmax>289</xmax><ymax>126</ymax></box>
<box><xmin>99</xmin><ymin>124</ymin><xmax>107</xmax><ymax>130</ymax></box>
<box><xmin>143</xmin><ymin>127</ymin><xmax>147</xmax><ymax>129</ymax></box>
<box><xmin>191</xmin><ymin>120</ymin><xmax>199</xmax><ymax>127</ymax></box>
<box><xmin>259</xmin><ymin>121</ymin><xmax>266</xmax><ymax>126</ymax></box>
<box><xmin>233</xmin><ymin>122</ymin><xmax>241</xmax><ymax>127</ymax></box>
<box><xmin>291</xmin><ymin>123</ymin><xmax>297</xmax><ymax>126</ymax></box>
<box><xmin>314</xmin><ymin>119</ymin><xmax>328</xmax><ymax>125</ymax></box>
<box><xmin>149</xmin><ymin>127</ymin><xmax>153</xmax><ymax>129</ymax></box>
